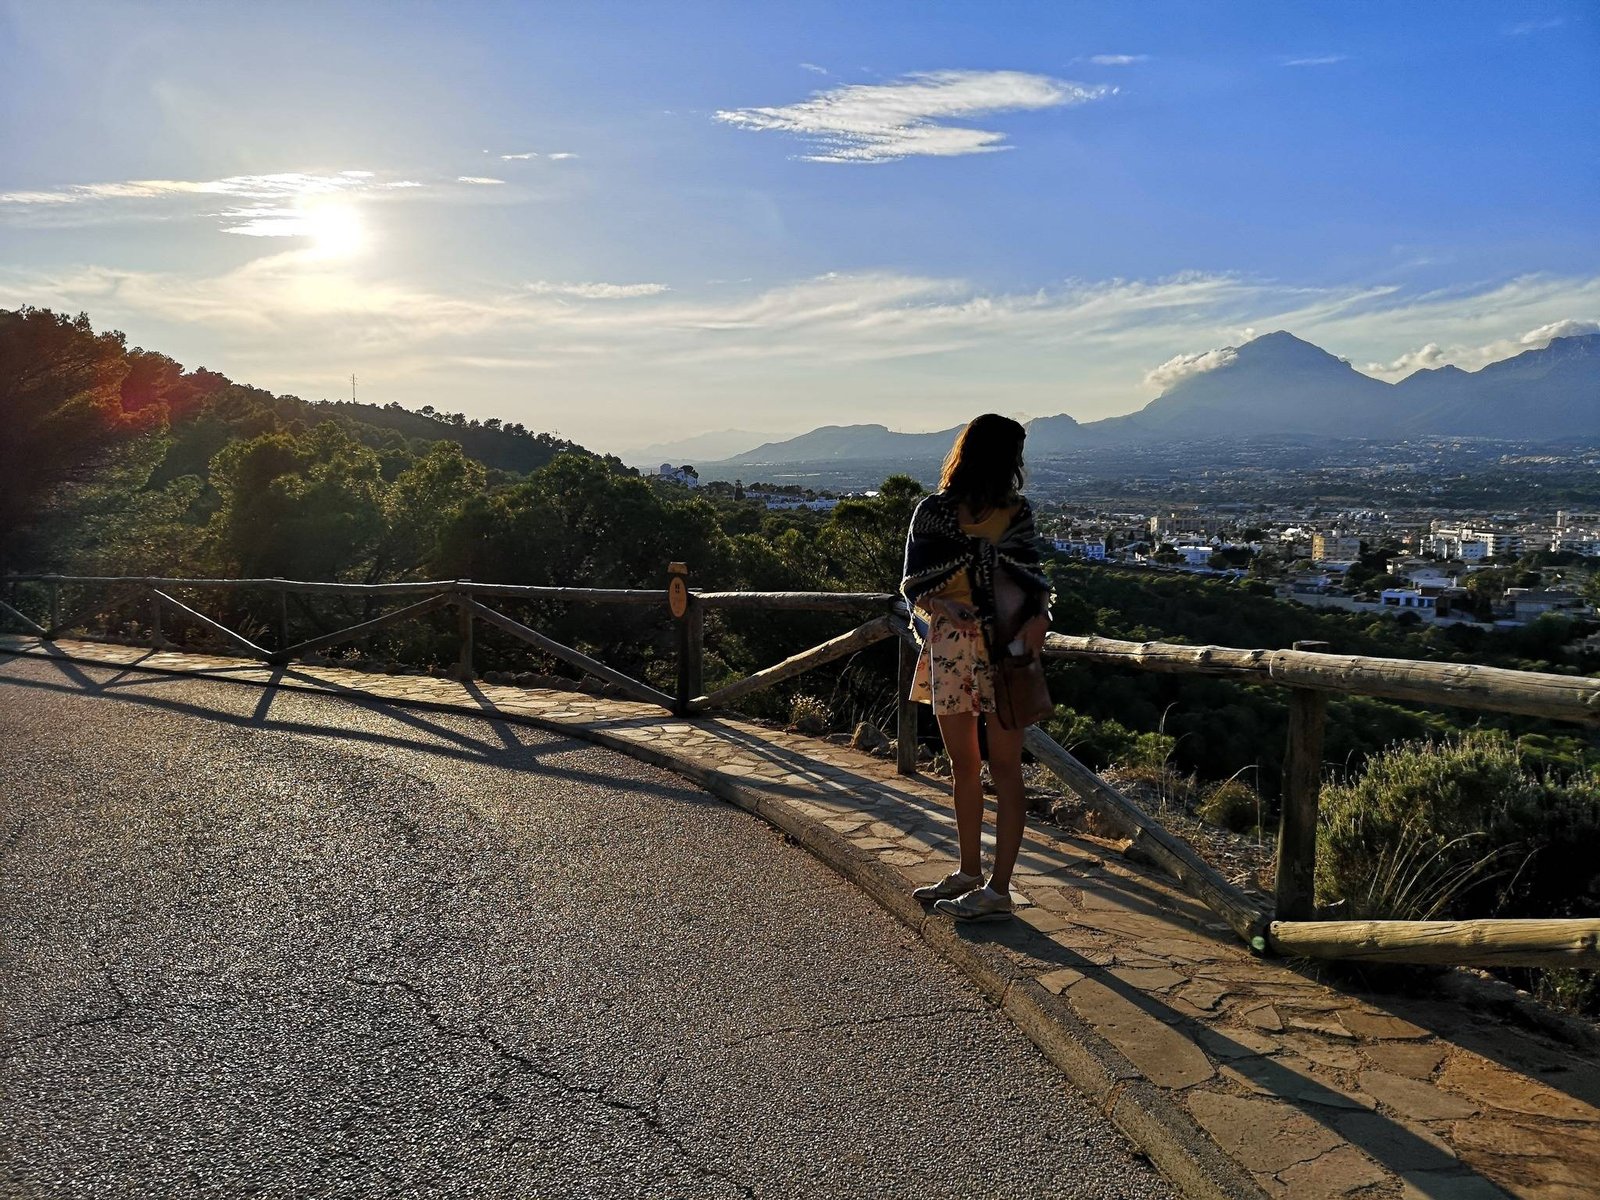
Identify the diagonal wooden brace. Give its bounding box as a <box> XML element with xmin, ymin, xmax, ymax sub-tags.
<box><xmin>466</xmin><ymin>598</ymin><xmax>676</xmax><ymax>710</ymax></box>
<box><xmin>0</xmin><ymin>598</ymin><xmax>47</xmax><ymax>637</ymax></box>
<box><xmin>275</xmin><ymin>592</ymin><xmax>454</xmax><ymax>664</ymax></box>
<box><xmin>690</xmin><ymin>614</ymin><xmax>898</xmax><ymax>712</ymax></box>
<box><xmin>152</xmin><ymin>590</ymin><xmax>271</xmax><ymax>660</ymax></box>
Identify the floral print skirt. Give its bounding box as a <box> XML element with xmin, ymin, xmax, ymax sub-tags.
<box><xmin>909</xmin><ymin>610</ymin><xmax>995</xmax><ymax>716</ymax></box>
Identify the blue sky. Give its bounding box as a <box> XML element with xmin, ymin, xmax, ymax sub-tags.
<box><xmin>2</xmin><ymin>1</ymin><xmax>1596</xmax><ymax>454</ymax></box>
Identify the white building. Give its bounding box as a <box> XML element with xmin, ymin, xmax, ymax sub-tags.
<box><xmin>1380</xmin><ymin>589</ymin><xmax>1438</xmax><ymax>611</ymax></box>
<box><xmin>1554</xmin><ymin>534</ymin><xmax>1600</xmax><ymax>556</ymax></box>
<box><xmin>1427</xmin><ymin>532</ymin><xmax>1489</xmax><ymax>561</ymax></box>
<box><xmin>657</xmin><ymin>463</ymin><xmax>700</xmax><ymax>488</ymax></box>
<box><xmin>1462</xmin><ymin>528</ymin><xmax>1524</xmax><ymax>558</ymax></box>
<box><xmin>1052</xmin><ymin>538</ymin><xmax>1107</xmax><ymax>561</ymax></box>
<box><xmin>1387</xmin><ymin>560</ymin><xmax>1457</xmax><ymax>589</ymax></box>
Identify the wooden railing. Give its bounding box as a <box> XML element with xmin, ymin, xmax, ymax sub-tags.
<box><xmin>1039</xmin><ymin>631</ymin><xmax>1600</xmax><ymax>968</ymax></box>
<box><xmin>0</xmin><ymin>569</ymin><xmax>906</xmax><ymax>729</ymax></box>
<box><xmin>4</xmin><ymin>571</ymin><xmax>1598</xmax><ymax>971</ymax></box>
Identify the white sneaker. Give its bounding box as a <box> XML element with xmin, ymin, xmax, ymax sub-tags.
<box><xmin>912</xmin><ymin>870</ymin><xmax>983</xmax><ymax>903</ymax></box>
<box><xmin>934</xmin><ymin>885</ymin><xmax>1014</xmax><ymax>922</ymax></box>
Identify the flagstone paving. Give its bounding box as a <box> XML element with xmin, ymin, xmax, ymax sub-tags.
<box><xmin>5</xmin><ymin>635</ymin><xmax>1599</xmax><ymax>1200</ymax></box>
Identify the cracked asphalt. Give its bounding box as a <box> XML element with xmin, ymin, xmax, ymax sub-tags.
<box><xmin>0</xmin><ymin>656</ymin><xmax>1174</xmax><ymax>1199</ymax></box>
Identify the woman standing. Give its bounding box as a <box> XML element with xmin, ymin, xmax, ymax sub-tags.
<box><xmin>900</xmin><ymin>414</ymin><xmax>1053</xmax><ymax>921</ymax></box>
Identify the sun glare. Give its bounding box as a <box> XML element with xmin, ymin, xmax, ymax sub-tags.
<box><xmin>303</xmin><ymin>202</ymin><xmax>367</xmax><ymax>259</ymax></box>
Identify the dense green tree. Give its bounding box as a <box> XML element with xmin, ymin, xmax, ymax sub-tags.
<box><xmin>207</xmin><ymin>423</ymin><xmax>387</xmax><ymax>580</ymax></box>
<box><xmin>434</xmin><ymin>453</ymin><xmax>729</xmax><ymax>589</ymax></box>
<box><xmin>0</xmin><ymin>309</ymin><xmax>144</xmax><ymax>569</ymax></box>
<box><xmin>377</xmin><ymin>441</ymin><xmax>487</xmax><ymax>579</ymax></box>
<box><xmin>815</xmin><ymin>474</ymin><xmax>924</xmax><ymax>590</ymax></box>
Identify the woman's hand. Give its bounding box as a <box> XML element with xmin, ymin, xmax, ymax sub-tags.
<box><xmin>1020</xmin><ymin>614</ymin><xmax>1051</xmax><ymax>656</ymax></box>
<box><xmin>934</xmin><ymin>598</ymin><xmax>980</xmax><ymax>630</ymax></box>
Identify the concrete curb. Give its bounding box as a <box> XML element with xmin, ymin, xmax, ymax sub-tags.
<box><xmin>3</xmin><ymin>642</ymin><xmax>1265</xmax><ymax>1200</ymax></box>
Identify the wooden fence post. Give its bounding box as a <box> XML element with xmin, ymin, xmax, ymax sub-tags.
<box><xmin>455</xmin><ymin>592</ymin><xmax>474</xmax><ymax>680</ymax></box>
<box><xmin>150</xmin><ymin>590</ymin><xmax>164</xmax><ymax>650</ymax></box>
<box><xmin>1275</xmin><ymin>639</ymin><xmax>1330</xmax><ymax>921</ymax></box>
<box><xmin>668</xmin><ymin>563</ymin><xmax>700</xmax><ymax>716</ymax></box>
<box><xmin>683</xmin><ymin>599</ymin><xmax>703</xmax><ymax>709</ymax></box>
<box><xmin>896</xmin><ymin>634</ymin><xmax>918</xmax><ymax>775</ymax></box>
<box><xmin>277</xmin><ymin>585</ymin><xmax>290</xmax><ymax>653</ymax></box>
<box><xmin>48</xmin><ymin>581</ymin><xmax>60</xmax><ymax>637</ymax></box>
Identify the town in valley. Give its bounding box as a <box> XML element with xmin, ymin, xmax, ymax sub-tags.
<box><xmin>649</xmin><ymin>434</ymin><xmax>1600</xmax><ymax>634</ymax></box>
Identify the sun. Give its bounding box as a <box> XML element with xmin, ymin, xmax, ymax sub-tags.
<box><xmin>302</xmin><ymin>202</ymin><xmax>367</xmax><ymax>259</ymax></box>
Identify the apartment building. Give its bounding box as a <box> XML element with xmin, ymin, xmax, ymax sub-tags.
<box><xmin>1312</xmin><ymin>532</ymin><xmax>1362</xmax><ymax>561</ymax></box>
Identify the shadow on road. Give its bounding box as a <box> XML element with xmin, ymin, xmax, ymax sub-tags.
<box><xmin>0</xmin><ymin>655</ymin><xmax>726</xmax><ymax>812</ymax></box>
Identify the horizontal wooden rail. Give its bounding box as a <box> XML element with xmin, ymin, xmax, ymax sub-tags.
<box><xmin>695</xmin><ymin>590</ymin><xmax>899</xmax><ymax>612</ymax></box>
<box><xmin>1269</xmin><ymin>918</ymin><xmax>1600</xmax><ymax>969</ymax></box>
<box><xmin>1043</xmin><ymin>633</ymin><xmax>1600</xmax><ymax>726</ymax></box>
<box><xmin>6</xmin><ymin>575</ymin><xmax>666</xmax><ymax>605</ymax></box>
<box><xmin>691</xmin><ymin>614</ymin><xmax>898</xmax><ymax>711</ymax></box>
<box><xmin>8</xmin><ymin>575</ymin><xmax>885</xmax><ymax>610</ymax></box>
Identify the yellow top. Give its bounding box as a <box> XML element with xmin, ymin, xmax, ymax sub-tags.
<box><xmin>920</xmin><ymin>502</ymin><xmax>1016</xmax><ymax>611</ymax></box>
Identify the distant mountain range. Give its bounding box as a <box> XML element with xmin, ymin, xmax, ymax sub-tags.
<box><xmin>700</xmin><ymin>331</ymin><xmax>1600</xmax><ymax>473</ymax></box>
<box><xmin>621</xmin><ymin>429</ymin><xmax>774</xmax><ymax>467</ymax></box>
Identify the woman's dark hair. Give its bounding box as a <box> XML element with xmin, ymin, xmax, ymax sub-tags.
<box><xmin>939</xmin><ymin>413</ymin><xmax>1026</xmax><ymax>514</ymax></box>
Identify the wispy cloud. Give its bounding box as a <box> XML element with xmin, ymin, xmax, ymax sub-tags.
<box><xmin>499</xmin><ymin>152</ymin><xmax>539</xmax><ymax>160</ymax></box>
<box><xmin>1088</xmin><ymin>54</ymin><xmax>1148</xmax><ymax>66</ymax></box>
<box><xmin>0</xmin><ymin>170</ymin><xmax>378</xmax><ymax>206</ymax></box>
<box><xmin>456</xmin><ymin>176</ymin><xmax>505</xmax><ymax>185</ymax></box>
<box><xmin>714</xmin><ymin>69</ymin><xmax>1112</xmax><ymax>163</ymax></box>
<box><xmin>546</xmin><ymin>152</ymin><xmax>579</xmax><ymax>161</ymax></box>
<box><xmin>0</xmin><ymin>169</ymin><xmax>487</xmax><ymax>236</ymax></box>
<box><xmin>799</xmin><ymin>62</ymin><xmax>828</xmax><ymax>75</ymax></box>
<box><xmin>524</xmin><ymin>280</ymin><xmax>670</xmax><ymax>299</ymax></box>
<box><xmin>1282</xmin><ymin>54</ymin><xmax>1348</xmax><ymax>67</ymax></box>
<box><xmin>1505</xmin><ymin>17</ymin><xmax>1563</xmax><ymax>35</ymax></box>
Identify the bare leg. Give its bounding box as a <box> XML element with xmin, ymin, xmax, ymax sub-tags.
<box><xmin>935</xmin><ymin>711</ymin><xmax>984</xmax><ymax>877</ymax></box>
<box><xmin>983</xmin><ymin>719</ymin><xmax>1028</xmax><ymax>895</ymax></box>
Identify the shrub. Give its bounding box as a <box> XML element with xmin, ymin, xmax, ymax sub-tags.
<box><xmin>787</xmin><ymin>693</ymin><xmax>832</xmax><ymax>735</ymax></box>
<box><xmin>1040</xmin><ymin>707</ymin><xmax>1175</xmax><ymax>775</ymax></box>
<box><xmin>1115</xmin><ymin>762</ymin><xmax>1197</xmax><ymax>811</ymax></box>
<box><xmin>1199</xmin><ymin>779</ymin><xmax>1261</xmax><ymax>834</ymax></box>
<box><xmin>1317</xmin><ymin>731</ymin><xmax>1600</xmax><ymax>924</ymax></box>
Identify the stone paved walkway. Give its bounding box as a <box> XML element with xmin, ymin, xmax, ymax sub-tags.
<box><xmin>4</xmin><ymin>636</ymin><xmax>1598</xmax><ymax>1200</ymax></box>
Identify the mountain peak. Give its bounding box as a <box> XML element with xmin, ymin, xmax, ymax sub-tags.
<box><xmin>1235</xmin><ymin>329</ymin><xmax>1342</xmax><ymax>361</ymax></box>
<box><xmin>1394</xmin><ymin>362</ymin><xmax>1469</xmax><ymax>388</ymax></box>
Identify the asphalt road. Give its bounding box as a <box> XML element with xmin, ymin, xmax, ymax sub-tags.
<box><xmin>0</xmin><ymin>655</ymin><xmax>1174</xmax><ymax>1200</ymax></box>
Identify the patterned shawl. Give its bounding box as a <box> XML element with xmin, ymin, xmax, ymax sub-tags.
<box><xmin>900</xmin><ymin>491</ymin><xmax>1053</xmax><ymax>654</ymax></box>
